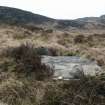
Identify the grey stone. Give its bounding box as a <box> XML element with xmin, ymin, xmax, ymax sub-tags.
<box><xmin>42</xmin><ymin>56</ymin><xmax>102</xmax><ymax>79</ymax></box>
<box><xmin>70</xmin><ymin>65</ymin><xmax>85</xmax><ymax>79</ymax></box>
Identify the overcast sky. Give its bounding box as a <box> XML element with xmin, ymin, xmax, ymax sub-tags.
<box><xmin>0</xmin><ymin>0</ymin><xmax>105</xmax><ymax>19</ymax></box>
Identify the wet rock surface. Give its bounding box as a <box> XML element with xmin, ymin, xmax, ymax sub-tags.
<box><xmin>42</xmin><ymin>56</ymin><xmax>102</xmax><ymax>79</ymax></box>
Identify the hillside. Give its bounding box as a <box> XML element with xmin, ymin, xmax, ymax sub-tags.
<box><xmin>0</xmin><ymin>6</ymin><xmax>105</xmax><ymax>30</ymax></box>
<box><xmin>0</xmin><ymin>6</ymin><xmax>55</xmax><ymax>26</ymax></box>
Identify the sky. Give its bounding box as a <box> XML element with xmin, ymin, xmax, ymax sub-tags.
<box><xmin>0</xmin><ymin>0</ymin><xmax>105</xmax><ymax>19</ymax></box>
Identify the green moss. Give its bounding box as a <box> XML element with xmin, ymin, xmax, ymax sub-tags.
<box><xmin>63</xmin><ymin>51</ymin><xmax>80</xmax><ymax>56</ymax></box>
<box><xmin>13</xmin><ymin>34</ymin><xmax>29</xmax><ymax>39</ymax></box>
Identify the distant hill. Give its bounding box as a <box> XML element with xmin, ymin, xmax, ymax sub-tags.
<box><xmin>0</xmin><ymin>6</ymin><xmax>55</xmax><ymax>26</ymax></box>
<box><xmin>0</xmin><ymin>6</ymin><xmax>105</xmax><ymax>30</ymax></box>
<box><xmin>57</xmin><ymin>16</ymin><xmax>105</xmax><ymax>29</ymax></box>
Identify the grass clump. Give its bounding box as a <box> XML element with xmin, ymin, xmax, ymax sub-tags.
<box><xmin>12</xmin><ymin>30</ymin><xmax>32</xmax><ymax>40</ymax></box>
<box><xmin>64</xmin><ymin>50</ymin><xmax>80</xmax><ymax>56</ymax></box>
<box><xmin>13</xmin><ymin>33</ymin><xmax>29</xmax><ymax>39</ymax></box>
<box><xmin>74</xmin><ymin>35</ymin><xmax>85</xmax><ymax>44</ymax></box>
<box><xmin>41</xmin><ymin>77</ymin><xmax>105</xmax><ymax>105</ymax></box>
<box><xmin>0</xmin><ymin>78</ymin><xmax>45</xmax><ymax>105</ymax></box>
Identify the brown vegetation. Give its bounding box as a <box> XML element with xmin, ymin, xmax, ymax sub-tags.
<box><xmin>0</xmin><ymin>15</ymin><xmax>105</xmax><ymax>105</ymax></box>
<box><xmin>0</xmin><ymin>43</ymin><xmax>54</xmax><ymax>80</ymax></box>
<box><xmin>41</xmin><ymin>77</ymin><xmax>105</xmax><ymax>105</ymax></box>
<box><xmin>74</xmin><ymin>35</ymin><xmax>85</xmax><ymax>44</ymax></box>
<box><xmin>0</xmin><ymin>42</ymin><xmax>104</xmax><ymax>105</ymax></box>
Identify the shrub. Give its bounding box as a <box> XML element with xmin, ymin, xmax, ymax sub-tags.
<box><xmin>13</xmin><ymin>33</ymin><xmax>29</xmax><ymax>39</ymax></box>
<box><xmin>1</xmin><ymin>43</ymin><xmax>54</xmax><ymax>80</ymax></box>
<box><xmin>96</xmin><ymin>58</ymin><xmax>104</xmax><ymax>66</ymax></box>
<box><xmin>64</xmin><ymin>51</ymin><xmax>80</xmax><ymax>56</ymax></box>
<box><xmin>44</xmin><ymin>29</ymin><xmax>53</xmax><ymax>33</ymax></box>
<box><xmin>35</xmin><ymin>47</ymin><xmax>49</xmax><ymax>55</ymax></box>
<box><xmin>24</xmin><ymin>25</ymin><xmax>43</xmax><ymax>32</ymax></box>
<box><xmin>74</xmin><ymin>35</ymin><xmax>85</xmax><ymax>44</ymax></box>
<box><xmin>57</xmin><ymin>38</ymin><xmax>71</xmax><ymax>47</ymax></box>
<box><xmin>48</xmin><ymin>47</ymin><xmax>59</xmax><ymax>56</ymax></box>
<box><xmin>31</xmin><ymin>47</ymin><xmax>59</xmax><ymax>56</ymax></box>
<box><xmin>13</xmin><ymin>30</ymin><xmax>32</xmax><ymax>40</ymax></box>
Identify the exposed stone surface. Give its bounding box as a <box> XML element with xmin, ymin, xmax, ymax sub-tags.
<box><xmin>42</xmin><ymin>56</ymin><xmax>102</xmax><ymax>79</ymax></box>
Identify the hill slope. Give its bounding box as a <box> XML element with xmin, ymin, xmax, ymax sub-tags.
<box><xmin>0</xmin><ymin>6</ymin><xmax>55</xmax><ymax>26</ymax></box>
<box><xmin>0</xmin><ymin>6</ymin><xmax>105</xmax><ymax>30</ymax></box>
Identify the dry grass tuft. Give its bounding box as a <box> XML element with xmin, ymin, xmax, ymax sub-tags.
<box><xmin>74</xmin><ymin>35</ymin><xmax>85</xmax><ymax>44</ymax></box>
<box><xmin>0</xmin><ymin>77</ymin><xmax>45</xmax><ymax>105</ymax></box>
<box><xmin>41</xmin><ymin>77</ymin><xmax>105</xmax><ymax>105</ymax></box>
